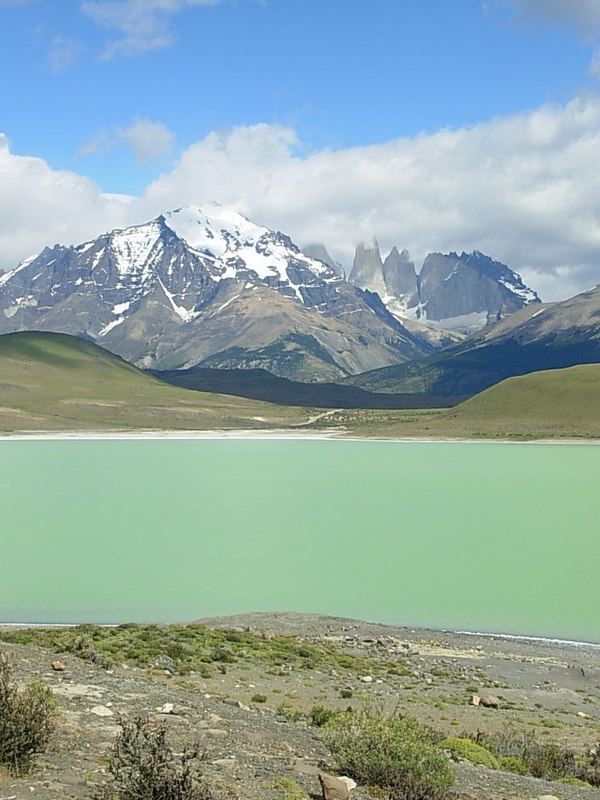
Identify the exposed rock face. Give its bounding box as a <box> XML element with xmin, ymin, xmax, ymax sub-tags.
<box><xmin>350</xmin><ymin>240</ymin><xmax>386</xmax><ymax>297</ymax></box>
<box><xmin>382</xmin><ymin>247</ymin><xmax>418</xmax><ymax>308</ymax></box>
<box><xmin>0</xmin><ymin>206</ymin><xmax>433</xmax><ymax>380</ymax></box>
<box><xmin>350</xmin><ymin>244</ymin><xmax>540</xmax><ymax>334</ymax></box>
<box><xmin>417</xmin><ymin>251</ymin><xmax>539</xmax><ymax>332</ymax></box>
<box><xmin>302</xmin><ymin>244</ymin><xmax>345</xmax><ymax>277</ymax></box>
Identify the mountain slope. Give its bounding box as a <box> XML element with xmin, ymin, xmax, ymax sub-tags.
<box><xmin>349</xmin><ymin>243</ymin><xmax>540</xmax><ymax>333</ymax></box>
<box><xmin>0</xmin><ymin>331</ymin><xmax>316</xmax><ymax>432</ymax></box>
<box><xmin>151</xmin><ymin>366</ymin><xmax>459</xmax><ymax>409</ymax></box>
<box><xmin>344</xmin><ymin>284</ymin><xmax>600</xmax><ymax>396</ymax></box>
<box><xmin>0</xmin><ymin>206</ymin><xmax>433</xmax><ymax>380</ymax></box>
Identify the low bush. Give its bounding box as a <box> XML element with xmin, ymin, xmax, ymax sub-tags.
<box><xmin>473</xmin><ymin>729</ymin><xmax>599</xmax><ymax>786</ymax></box>
<box><xmin>322</xmin><ymin>709</ymin><xmax>454</xmax><ymax>800</ymax></box>
<box><xmin>0</xmin><ymin>653</ymin><xmax>56</xmax><ymax>775</ymax></box>
<box><xmin>440</xmin><ymin>737</ymin><xmax>499</xmax><ymax>769</ymax></box>
<box><xmin>95</xmin><ymin>716</ymin><xmax>218</xmax><ymax>800</ymax></box>
<box><xmin>309</xmin><ymin>705</ymin><xmax>335</xmax><ymax>727</ymax></box>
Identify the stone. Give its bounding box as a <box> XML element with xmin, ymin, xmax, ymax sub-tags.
<box><xmin>212</xmin><ymin>758</ymin><xmax>235</xmax><ymax>769</ymax></box>
<box><xmin>338</xmin><ymin>776</ymin><xmax>357</xmax><ymax>791</ymax></box>
<box><xmin>51</xmin><ymin>660</ymin><xmax>66</xmax><ymax>671</ymax></box>
<box><xmin>471</xmin><ymin>694</ymin><xmax>481</xmax><ymax>706</ymax></box>
<box><xmin>90</xmin><ymin>705</ymin><xmax>113</xmax><ymax>717</ymax></box>
<box><xmin>156</xmin><ymin>702</ymin><xmax>174</xmax><ymax>714</ymax></box>
<box><xmin>577</xmin><ymin>711</ymin><xmax>590</xmax><ymax>719</ymax></box>
<box><xmin>319</xmin><ymin>772</ymin><xmax>351</xmax><ymax>800</ymax></box>
<box><xmin>205</xmin><ymin>729</ymin><xmax>228</xmax><ymax>739</ymax></box>
<box><xmin>479</xmin><ymin>694</ymin><xmax>500</xmax><ymax>708</ymax></box>
<box><xmin>359</xmin><ymin>675</ymin><xmax>373</xmax><ymax>683</ymax></box>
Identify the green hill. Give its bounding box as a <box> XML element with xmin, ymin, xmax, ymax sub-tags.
<box><xmin>0</xmin><ymin>332</ymin><xmax>313</xmax><ymax>432</ymax></box>
<box><xmin>336</xmin><ymin>364</ymin><xmax>600</xmax><ymax>439</ymax></box>
<box><xmin>447</xmin><ymin>363</ymin><xmax>600</xmax><ymax>435</ymax></box>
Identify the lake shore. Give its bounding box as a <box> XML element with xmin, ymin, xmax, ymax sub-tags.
<box><xmin>1</xmin><ymin>612</ymin><xmax>599</xmax><ymax>800</ymax></box>
<box><xmin>2</xmin><ymin>427</ymin><xmax>600</xmax><ymax>444</ymax></box>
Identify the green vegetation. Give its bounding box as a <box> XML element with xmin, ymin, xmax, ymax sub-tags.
<box><xmin>0</xmin><ymin>331</ymin><xmax>313</xmax><ymax>432</ymax></box>
<box><xmin>0</xmin><ymin>623</ymin><xmax>403</xmax><ymax>681</ymax></box>
<box><xmin>322</xmin><ymin>709</ymin><xmax>454</xmax><ymax>800</ymax></box>
<box><xmin>0</xmin><ymin>653</ymin><xmax>56</xmax><ymax>775</ymax></box>
<box><xmin>94</xmin><ymin>716</ymin><xmax>218</xmax><ymax>800</ymax></box>
<box><xmin>439</xmin><ymin>737</ymin><xmax>499</xmax><ymax>769</ymax></box>
<box><xmin>328</xmin><ymin>364</ymin><xmax>600</xmax><ymax>439</ymax></box>
<box><xmin>468</xmin><ymin>729</ymin><xmax>600</xmax><ymax>786</ymax></box>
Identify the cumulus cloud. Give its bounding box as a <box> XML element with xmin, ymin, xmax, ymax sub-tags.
<box><xmin>78</xmin><ymin>119</ymin><xmax>175</xmax><ymax>164</ymax></box>
<box><xmin>140</xmin><ymin>100</ymin><xmax>600</xmax><ymax>301</ymax></box>
<box><xmin>502</xmin><ymin>0</ymin><xmax>600</xmax><ymax>39</ymax></box>
<box><xmin>0</xmin><ymin>133</ymin><xmax>138</xmax><ymax>271</ymax></box>
<box><xmin>3</xmin><ymin>98</ymin><xmax>600</xmax><ymax>302</ymax></box>
<box><xmin>116</xmin><ymin>118</ymin><xmax>175</xmax><ymax>164</ymax></box>
<box><xmin>80</xmin><ymin>0</ymin><xmax>223</xmax><ymax>57</ymax></box>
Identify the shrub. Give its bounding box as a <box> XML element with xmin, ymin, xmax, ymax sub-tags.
<box><xmin>251</xmin><ymin>693</ymin><xmax>267</xmax><ymax>703</ymax></box>
<box><xmin>95</xmin><ymin>716</ymin><xmax>218</xmax><ymax>800</ymax></box>
<box><xmin>439</xmin><ymin>738</ymin><xmax>499</xmax><ymax>769</ymax></box>
<box><xmin>0</xmin><ymin>653</ymin><xmax>56</xmax><ymax>775</ymax></box>
<box><xmin>322</xmin><ymin>709</ymin><xmax>454</xmax><ymax>800</ymax></box>
<box><xmin>473</xmin><ymin>729</ymin><xmax>599</xmax><ymax>785</ymax></box>
<box><xmin>499</xmin><ymin>755</ymin><xmax>527</xmax><ymax>775</ymax></box>
<box><xmin>309</xmin><ymin>705</ymin><xmax>335</xmax><ymax>727</ymax></box>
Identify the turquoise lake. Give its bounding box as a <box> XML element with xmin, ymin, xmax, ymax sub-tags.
<box><xmin>1</xmin><ymin>439</ymin><xmax>598</xmax><ymax>642</ymax></box>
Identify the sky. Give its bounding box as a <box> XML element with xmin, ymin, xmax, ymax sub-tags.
<box><xmin>2</xmin><ymin>0</ymin><xmax>600</xmax><ymax>301</ymax></box>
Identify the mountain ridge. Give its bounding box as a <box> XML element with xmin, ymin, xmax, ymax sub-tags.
<box><xmin>0</xmin><ymin>205</ymin><xmax>433</xmax><ymax>380</ymax></box>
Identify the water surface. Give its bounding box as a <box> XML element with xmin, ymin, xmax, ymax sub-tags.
<box><xmin>1</xmin><ymin>439</ymin><xmax>597</xmax><ymax>642</ymax></box>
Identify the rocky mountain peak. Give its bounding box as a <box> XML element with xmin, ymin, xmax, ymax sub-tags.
<box><xmin>0</xmin><ymin>206</ymin><xmax>434</xmax><ymax>380</ymax></box>
<box><xmin>350</xmin><ymin>239</ymin><xmax>386</xmax><ymax>297</ymax></box>
<box><xmin>349</xmin><ymin>243</ymin><xmax>540</xmax><ymax>334</ymax></box>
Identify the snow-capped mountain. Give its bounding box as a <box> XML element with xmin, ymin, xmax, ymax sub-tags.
<box><xmin>349</xmin><ymin>242</ymin><xmax>540</xmax><ymax>334</ymax></box>
<box><xmin>0</xmin><ymin>205</ymin><xmax>432</xmax><ymax>380</ymax></box>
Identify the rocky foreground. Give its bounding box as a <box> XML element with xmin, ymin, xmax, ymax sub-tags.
<box><xmin>1</xmin><ymin>613</ymin><xmax>599</xmax><ymax>800</ymax></box>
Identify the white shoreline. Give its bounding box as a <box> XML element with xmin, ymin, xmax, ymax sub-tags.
<box><xmin>1</xmin><ymin>428</ymin><xmax>600</xmax><ymax>444</ymax></box>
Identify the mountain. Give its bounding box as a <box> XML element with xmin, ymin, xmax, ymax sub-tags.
<box><xmin>0</xmin><ymin>331</ymin><xmax>312</xmax><ymax>432</ymax></box>
<box><xmin>302</xmin><ymin>244</ymin><xmax>345</xmax><ymax>277</ymax></box>
<box><xmin>0</xmin><ymin>205</ymin><xmax>433</xmax><ymax>381</ymax></box>
<box><xmin>344</xmin><ymin>283</ymin><xmax>600</xmax><ymax>397</ymax></box>
<box><xmin>349</xmin><ymin>243</ymin><xmax>540</xmax><ymax>334</ymax></box>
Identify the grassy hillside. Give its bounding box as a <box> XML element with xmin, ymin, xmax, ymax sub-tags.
<box><xmin>321</xmin><ymin>364</ymin><xmax>600</xmax><ymax>439</ymax></box>
<box><xmin>0</xmin><ymin>332</ymin><xmax>314</xmax><ymax>432</ymax></box>
<box><xmin>1</xmin><ymin>333</ymin><xmax>598</xmax><ymax>439</ymax></box>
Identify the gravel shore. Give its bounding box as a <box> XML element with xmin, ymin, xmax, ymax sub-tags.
<box><xmin>1</xmin><ymin>612</ymin><xmax>599</xmax><ymax>800</ymax></box>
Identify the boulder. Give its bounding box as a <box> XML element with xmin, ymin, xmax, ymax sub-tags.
<box><xmin>319</xmin><ymin>773</ymin><xmax>351</xmax><ymax>800</ymax></box>
<box><xmin>479</xmin><ymin>694</ymin><xmax>500</xmax><ymax>708</ymax></box>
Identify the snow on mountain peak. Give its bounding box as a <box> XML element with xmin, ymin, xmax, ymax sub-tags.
<box><xmin>163</xmin><ymin>204</ymin><xmax>265</xmax><ymax>257</ymax></box>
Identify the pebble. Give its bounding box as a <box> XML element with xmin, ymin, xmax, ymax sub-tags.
<box><xmin>51</xmin><ymin>661</ymin><xmax>66</xmax><ymax>672</ymax></box>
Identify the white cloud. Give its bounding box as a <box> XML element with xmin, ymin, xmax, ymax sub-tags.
<box><xmin>80</xmin><ymin>0</ymin><xmax>223</xmax><ymax>57</ymax></box>
<box><xmin>0</xmin><ymin>133</ymin><xmax>139</xmax><ymax>270</ymax></box>
<box><xmin>502</xmin><ymin>0</ymin><xmax>600</xmax><ymax>39</ymax></box>
<box><xmin>78</xmin><ymin>119</ymin><xmax>175</xmax><ymax>164</ymax></box>
<box><xmin>3</xmin><ymin>97</ymin><xmax>600</xmax><ymax>302</ymax></box>
<box><xmin>116</xmin><ymin>118</ymin><xmax>175</xmax><ymax>164</ymax></box>
<box><xmin>47</xmin><ymin>35</ymin><xmax>82</xmax><ymax>73</ymax></box>
<box><xmin>140</xmin><ymin>100</ymin><xmax>600</xmax><ymax>301</ymax></box>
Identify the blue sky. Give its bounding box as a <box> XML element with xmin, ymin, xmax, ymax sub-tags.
<box><xmin>2</xmin><ymin>0</ymin><xmax>600</xmax><ymax>300</ymax></box>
